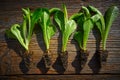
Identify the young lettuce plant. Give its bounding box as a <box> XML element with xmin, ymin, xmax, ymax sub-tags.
<box><xmin>38</xmin><ymin>8</ymin><xmax>60</xmax><ymax>68</ymax></box>
<box><xmin>6</xmin><ymin>8</ymin><xmax>42</xmax><ymax>68</ymax></box>
<box><xmin>88</xmin><ymin>6</ymin><xmax>119</xmax><ymax>64</ymax></box>
<box><xmin>71</xmin><ymin>6</ymin><xmax>100</xmax><ymax>67</ymax></box>
<box><xmin>54</xmin><ymin>5</ymin><xmax>77</xmax><ymax>69</ymax></box>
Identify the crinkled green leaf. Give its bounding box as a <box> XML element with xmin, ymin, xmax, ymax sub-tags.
<box><xmin>74</xmin><ymin>31</ymin><xmax>83</xmax><ymax>49</ymax></box>
<box><xmin>88</xmin><ymin>5</ymin><xmax>105</xmax><ymax>36</ymax></box>
<box><xmin>6</xmin><ymin>8</ymin><xmax>40</xmax><ymax>51</ymax></box>
<box><xmin>64</xmin><ymin>20</ymin><xmax>77</xmax><ymax>35</ymax></box>
<box><xmin>10</xmin><ymin>24</ymin><xmax>28</xmax><ymax>50</ymax></box>
<box><xmin>62</xmin><ymin>20</ymin><xmax>77</xmax><ymax>52</ymax></box>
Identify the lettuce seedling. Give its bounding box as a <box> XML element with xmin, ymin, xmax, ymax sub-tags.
<box><xmin>73</xmin><ymin>6</ymin><xmax>94</xmax><ymax>52</ymax></box>
<box><xmin>103</xmin><ymin>6</ymin><xmax>119</xmax><ymax>50</ymax></box>
<box><xmin>71</xmin><ymin>6</ymin><xmax>101</xmax><ymax>67</ymax></box>
<box><xmin>38</xmin><ymin>8</ymin><xmax>60</xmax><ymax>68</ymax></box>
<box><xmin>6</xmin><ymin>8</ymin><xmax>42</xmax><ymax>68</ymax></box>
<box><xmin>88</xmin><ymin>5</ymin><xmax>119</xmax><ymax>64</ymax></box>
<box><xmin>54</xmin><ymin>4</ymin><xmax>77</xmax><ymax>69</ymax></box>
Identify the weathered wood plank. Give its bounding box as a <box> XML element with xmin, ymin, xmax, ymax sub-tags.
<box><xmin>0</xmin><ymin>75</ymin><xmax>120</xmax><ymax>80</ymax></box>
<box><xmin>0</xmin><ymin>0</ymin><xmax>120</xmax><ymax>76</ymax></box>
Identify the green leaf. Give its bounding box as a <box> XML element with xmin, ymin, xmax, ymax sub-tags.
<box><xmin>22</xmin><ymin>8</ymin><xmax>31</xmax><ymax>42</ymax></box>
<box><xmin>83</xmin><ymin>19</ymin><xmax>93</xmax><ymax>50</ymax></box>
<box><xmin>82</xmin><ymin>6</ymin><xmax>90</xmax><ymax>18</ymax></box>
<box><xmin>77</xmin><ymin>14</ymin><xmax>85</xmax><ymax>28</ymax></box>
<box><xmin>88</xmin><ymin>5</ymin><xmax>105</xmax><ymax>27</ymax></box>
<box><xmin>103</xmin><ymin>6</ymin><xmax>119</xmax><ymax>50</ymax></box>
<box><xmin>47</xmin><ymin>24</ymin><xmax>56</xmax><ymax>41</ymax></box>
<box><xmin>41</xmin><ymin>9</ymin><xmax>50</xmax><ymax>27</ymax></box>
<box><xmin>31</xmin><ymin>8</ymin><xmax>42</xmax><ymax>26</ymax></box>
<box><xmin>39</xmin><ymin>9</ymin><xmax>50</xmax><ymax>50</ymax></box>
<box><xmin>69</xmin><ymin>13</ymin><xmax>83</xmax><ymax>20</ymax></box>
<box><xmin>88</xmin><ymin>5</ymin><xmax>102</xmax><ymax>15</ymax></box>
<box><xmin>95</xmin><ymin>20</ymin><xmax>103</xmax><ymax>36</ymax></box>
<box><xmin>22</xmin><ymin>8</ymin><xmax>30</xmax><ymax>15</ymax></box>
<box><xmin>54</xmin><ymin>11</ymin><xmax>65</xmax><ymax>32</ymax></box>
<box><xmin>91</xmin><ymin>14</ymin><xmax>104</xmax><ymax>38</ymax></box>
<box><xmin>74</xmin><ymin>31</ymin><xmax>83</xmax><ymax>49</ymax></box>
<box><xmin>64</xmin><ymin>20</ymin><xmax>77</xmax><ymax>35</ymax></box>
<box><xmin>22</xmin><ymin>19</ymin><xmax>27</xmax><ymax>42</ymax></box>
<box><xmin>27</xmin><ymin>8</ymin><xmax>43</xmax><ymax>41</ymax></box>
<box><xmin>91</xmin><ymin>14</ymin><xmax>101</xmax><ymax>23</ymax></box>
<box><xmin>22</xmin><ymin>8</ymin><xmax>31</xmax><ymax>20</ymax></box>
<box><xmin>62</xmin><ymin>20</ymin><xmax>77</xmax><ymax>52</ymax></box>
<box><xmin>6</xmin><ymin>8</ymin><xmax>42</xmax><ymax>51</ymax></box>
<box><xmin>72</xmin><ymin>6</ymin><xmax>95</xmax><ymax>51</ymax></box>
<box><xmin>63</xmin><ymin>4</ymin><xmax>68</xmax><ymax>23</ymax></box>
<box><xmin>104</xmin><ymin>6</ymin><xmax>119</xmax><ymax>33</ymax></box>
<box><xmin>49</xmin><ymin>8</ymin><xmax>61</xmax><ymax>15</ymax></box>
<box><xmin>10</xmin><ymin>24</ymin><xmax>28</xmax><ymax>50</ymax></box>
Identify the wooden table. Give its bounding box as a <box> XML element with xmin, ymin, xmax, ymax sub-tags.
<box><xmin>0</xmin><ymin>0</ymin><xmax>120</xmax><ymax>80</ymax></box>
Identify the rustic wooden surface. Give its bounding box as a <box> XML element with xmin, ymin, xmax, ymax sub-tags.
<box><xmin>0</xmin><ymin>75</ymin><xmax>120</xmax><ymax>80</ymax></box>
<box><xmin>0</xmin><ymin>0</ymin><xmax>120</xmax><ymax>79</ymax></box>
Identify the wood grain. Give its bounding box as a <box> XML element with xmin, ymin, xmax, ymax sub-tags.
<box><xmin>0</xmin><ymin>75</ymin><xmax>120</xmax><ymax>80</ymax></box>
<box><xmin>0</xmin><ymin>0</ymin><xmax>120</xmax><ymax>79</ymax></box>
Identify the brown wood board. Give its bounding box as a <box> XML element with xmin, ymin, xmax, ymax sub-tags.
<box><xmin>0</xmin><ymin>0</ymin><xmax>120</xmax><ymax>79</ymax></box>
